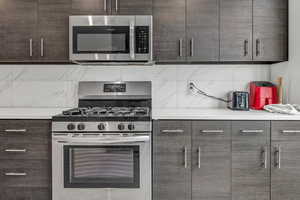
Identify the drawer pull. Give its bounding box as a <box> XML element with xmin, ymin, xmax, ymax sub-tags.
<box><xmin>274</xmin><ymin>145</ymin><xmax>281</xmax><ymax>169</ymax></box>
<box><xmin>197</xmin><ymin>146</ymin><xmax>201</xmax><ymax>168</ymax></box>
<box><xmin>4</xmin><ymin>129</ymin><xmax>27</xmax><ymax>133</ymax></box>
<box><xmin>261</xmin><ymin>146</ymin><xmax>267</xmax><ymax>169</ymax></box>
<box><xmin>162</xmin><ymin>129</ymin><xmax>184</xmax><ymax>134</ymax></box>
<box><xmin>240</xmin><ymin>130</ymin><xmax>264</xmax><ymax>134</ymax></box>
<box><xmin>4</xmin><ymin>149</ymin><xmax>27</xmax><ymax>153</ymax></box>
<box><xmin>281</xmin><ymin>130</ymin><xmax>300</xmax><ymax>134</ymax></box>
<box><xmin>200</xmin><ymin>130</ymin><xmax>224</xmax><ymax>134</ymax></box>
<box><xmin>5</xmin><ymin>172</ymin><xmax>27</xmax><ymax>176</ymax></box>
<box><xmin>183</xmin><ymin>146</ymin><xmax>188</xmax><ymax>169</ymax></box>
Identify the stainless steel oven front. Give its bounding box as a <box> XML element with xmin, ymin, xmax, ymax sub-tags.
<box><xmin>52</xmin><ymin>133</ymin><xmax>151</xmax><ymax>200</ymax></box>
<box><xmin>69</xmin><ymin>15</ymin><xmax>152</xmax><ymax>62</ymax></box>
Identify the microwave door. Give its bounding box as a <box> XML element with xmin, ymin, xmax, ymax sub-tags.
<box><xmin>71</xmin><ymin>25</ymin><xmax>133</xmax><ymax>61</ymax></box>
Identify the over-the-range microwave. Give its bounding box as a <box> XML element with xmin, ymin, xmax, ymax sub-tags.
<box><xmin>69</xmin><ymin>15</ymin><xmax>153</xmax><ymax>64</ymax></box>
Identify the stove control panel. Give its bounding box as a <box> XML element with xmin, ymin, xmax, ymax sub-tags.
<box><xmin>53</xmin><ymin>121</ymin><xmax>152</xmax><ymax>133</ymax></box>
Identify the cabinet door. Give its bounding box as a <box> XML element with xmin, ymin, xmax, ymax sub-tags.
<box><xmin>153</xmin><ymin>0</ymin><xmax>186</xmax><ymax>62</ymax></box>
<box><xmin>37</xmin><ymin>0</ymin><xmax>71</xmax><ymax>62</ymax></box>
<box><xmin>220</xmin><ymin>0</ymin><xmax>252</xmax><ymax>61</ymax></box>
<box><xmin>111</xmin><ymin>0</ymin><xmax>152</xmax><ymax>15</ymax></box>
<box><xmin>271</xmin><ymin>121</ymin><xmax>300</xmax><ymax>200</ymax></box>
<box><xmin>192</xmin><ymin>121</ymin><xmax>231</xmax><ymax>200</ymax></box>
<box><xmin>0</xmin><ymin>0</ymin><xmax>38</xmax><ymax>62</ymax></box>
<box><xmin>153</xmin><ymin>120</ymin><xmax>191</xmax><ymax>200</ymax></box>
<box><xmin>72</xmin><ymin>0</ymin><xmax>110</xmax><ymax>15</ymax></box>
<box><xmin>186</xmin><ymin>0</ymin><xmax>219</xmax><ymax>62</ymax></box>
<box><xmin>232</xmin><ymin>121</ymin><xmax>270</xmax><ymax>200</ymax></box>
<box><xmin>253</xmin><ymin>0</ymin><xmax>288</xmax><ymax>62</ymax></box>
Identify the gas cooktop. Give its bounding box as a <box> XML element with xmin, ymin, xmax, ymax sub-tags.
<box><xmin>53</xmin><ymin>106</ymin><xmax>151</xmax><ymax>121</ymax></box>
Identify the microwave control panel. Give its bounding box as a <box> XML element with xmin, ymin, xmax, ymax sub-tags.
<box><xmin>135</xmin><ymin>26</ymin><xmax>149</xmax><ymax>54</ymax></box>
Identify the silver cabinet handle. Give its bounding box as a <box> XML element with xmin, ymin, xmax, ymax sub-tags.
<box><xmin>244</xmin><ymin>39</ymin><xmax>248</xmax><ymax>56</ymax></box>
<box><xmin>115</xmin><ymin>0</ymin><xmax>118</xmax><ymax>12</ymax></box>
<box><xmin>29</xmin><ymin>38</ymin><xmax>33</xmax><ymax>57</ymax></box>
<box><xmin>261</xmin><ymin>146</ymin><xmax>267</xmax><ymax>169</ymax></box>
<box><xmin>4</xmin><ymin>129</ymin><xmax>27</xmax><ymax>133</ymax></box>
<box><xmin>4</xmin><ymin>149</ymin><xmax>27</xmax><ymax>152</ymax></box>
<box><xmin>161</xmin><ymin>129</ymin><xmax>184</xmax><ymax>134</ymax></box>
<box><xmin>40</xmin><ymin>38</ymin><xmax>44</xmax><ymax>57</ymax></box>
<box><xmin>256</xmin><ymin>39</ymin><xmax>260</xmax><ymax>57</ymax></box>
<box><xmin>104</xmin><ymin>0</ymin><xmax>107</xmax><ymax>12</ymax></box>
<box><xmin>179</xmin><ymin>38</ymin><xmax>183</xmax><ymax>57</ymax></box>
<box><xmin>5</xmin><ymin>172</ymin><xmax>27</xmax><ymax>176</ymax></box>
<box><xmin>200</xmin><ymin>130</ymin><xmax>224</xmax><ymax>134</ymax></box>
<box><xmin>197</xmin><ymin>146</ymin><xmax>201</xmax><ymax>168</ymax></box>
<box><xmin>282</xmin><ymin>130</ymin><xmax>300</xmax><ymax>134</ymax></box>
<box><xmin>274</xmin><ymin>146</ymin><xmax>281</xmax><ymax>169</ymax></box>
<box><xmin>130</xmin><ymin>21</ymin><xmax>135</xmax><ymax>59</ymax></box>
<box><xmin>190</xmin><ymin>38</ymin><xmax>194</xmax><ymax>57</ymax></box>
<box><xmin>183</xmin><ymin>146</ymin><xmax>188</xmax><ymax>169</ymax></box>
<box><xmin>240</xmin><ymin>130</ymin><xmax>264</xmax><ymax>134</ymax></box>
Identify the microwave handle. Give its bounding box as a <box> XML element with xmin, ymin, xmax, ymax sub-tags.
<box><xmin>130</xmin><ymin>21</ymin><xmax>135</xmax><ymax>59</ymax></box>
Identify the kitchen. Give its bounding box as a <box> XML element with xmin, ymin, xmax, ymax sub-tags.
<box><xmin>0</xmin><ymin>0</ymin><xmax>300</xmax><ymax>200</ymax></box>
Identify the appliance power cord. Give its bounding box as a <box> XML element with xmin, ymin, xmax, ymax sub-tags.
<box><xmin>189</xmin><ymin>82</ymin><xmax>231</xmax><ymax>103</ymax></box>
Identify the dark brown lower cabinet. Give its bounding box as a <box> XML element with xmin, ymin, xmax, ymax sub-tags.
<box><xmin>0</xmin><ymin>120</ymin><xmax>51</xmax><ymax>200</ymax></box>
<box><xmin>153</xmin><ymin>120</ymin><xmax>191</xmax><ymax>200</ymax></box>
<box><xmin>232</xmin><ymin>121</ymin><xmax>270</xmax><ymax>200</ymax></box>
<box><xmin>271</xmin><ymin>121</ymin><xmax>300</xmax><ymax>200</ymax></box>
<box><xmin>192</xmin><ymin>121</ymin><xmax>231</xmax><ymax>200</ymax></box>
<box><xmin>153</xmin><ymin>120</ymin><xmax>231</xmax><ymax>200</ymax></box>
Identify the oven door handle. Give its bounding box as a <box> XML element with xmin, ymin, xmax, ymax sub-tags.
<box><xmin>53</xmin><ymin>136</ymin><xmax>150</xmax><ymax>144</ymax></box>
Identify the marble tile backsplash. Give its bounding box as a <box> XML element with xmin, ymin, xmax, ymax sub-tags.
<box><xmin>0</xmin><ymin>64</ymin><xmax>270</xmax><ymax>109</ymax></box>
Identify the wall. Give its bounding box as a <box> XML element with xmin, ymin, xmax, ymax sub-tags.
<box><xmin>0</xmin><ymin>64</ymin><xmax>269</xmax><ymax>109</ymax></box>
<box><xmin>271</xmin><ymin>0</ymin><xmax>300</xmax><ymax>104</ymax></box>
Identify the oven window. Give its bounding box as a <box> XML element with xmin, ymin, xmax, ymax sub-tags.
<box><xmin>64</xmin><ymin>145</ymin><xmax>140</xmax><ymax>188</ymax></box>
<box><xmin>73</xmin><ymin>26</ymin><xmax>130</xmax><ymax>54</ymax></box>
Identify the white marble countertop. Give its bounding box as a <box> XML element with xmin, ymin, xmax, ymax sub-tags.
<box><xmin>1</xmin><ymin>107</ymin><xmax>300</xmax><ymax>121</ymax></box>
<box><xmin>0</xmin><ymin>108</ymin><xmax>69</xmax><ymax>119</ymax></box>
<box><xmin>152</xmin><ymin>108</ymin><xmax>300</xmax><ymax>120</ymax></box>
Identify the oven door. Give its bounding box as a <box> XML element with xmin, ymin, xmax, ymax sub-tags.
<box><xmin>64</xmin><ymin>145</ymin><xmax>140</xmax><ymax>188</ymax></box>
<box><xmin>69</xmin><ymin>16</ymin><xmax>135</xmax><ymax>61</ymax></box>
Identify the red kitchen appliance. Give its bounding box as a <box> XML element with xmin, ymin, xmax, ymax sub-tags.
<box><xmin>250</xmin><ymin>81</ymin><xmax>278</xmax><ymax>110</ymax></box>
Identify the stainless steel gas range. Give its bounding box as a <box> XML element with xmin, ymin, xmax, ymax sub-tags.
<box><xmin>51</xmin><ymin>81</ymin><xmax>152</xmax><ymax>200</ymax></box>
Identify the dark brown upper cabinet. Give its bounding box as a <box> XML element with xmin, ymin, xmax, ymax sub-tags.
<box><xmin>0</xmin><ymin>0</ymin><xmax>38</xmax><ymax>62</ymax></box>
<box><xmin>220</xmin><ymin>0</ymin><xmax>288</xmax><ymax>62</ymax></box>
<box><xmin>153</xmin><ymin>0</ymin><xmax>219</xmax><ymax>63</ymax></box>
<box><xmin>72</xmin><ymin>0</ymin><xmax>152</xmax><ymax>15</ymax></box>
<box><xmin>111</xmin><ymin>0</ymin><xmax>152</xmax><ymax>15</ymax></box>
<box><xmin>38</xmin><ymin>0</ymin><xmax>71</xmax><ymax>62</ymax></box>
<box><xmin>154</xmin><ymin>0</ymin><xmax>288</xmax><ymax>63</ymax></box>
<box><xmin>253</xmin><ymin>0</ymin><xmax>288</xmax><ymax>62</ymax></box>
<box><xmin>0</xmin><ymin>0</ymin><xmax>70</xmax><ymax>63</ymax></box>
<box><xmin>153</xmin><ymin>0</ymin><xmax>186</xmax><ymax>62</ymax></box>
<box><xmin>71</xmin><ymin>0</ymin><xmax>109</xmax><ymax>15</ymax></box>
<box><xmin>186</xmin><ymin>0</ymin><xmax>219</xmax><ymax>62</ymax></box>
<box><xmin>220</xmin><ymin>0</ymin><xmax>253</xmax><ymax>61</ymax></box>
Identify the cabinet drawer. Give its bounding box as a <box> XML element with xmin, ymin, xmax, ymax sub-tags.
<box><xmin>192</xmin><ymin>121</ymin><xmax>231</xmax><ymax>140</ymax></box>
<box><xmin>0</xmin><ymin>187</ymin><xmax>50</xmax><ymax>200</ymax></box>
<box><xmin>0</xmin><ymin>159</ymin><xmax>50</xmax><ymax>188</ymax></box>
<box><xmin>232</xmin><ymin>121</ymin><xmax>270</xmax><ymax>140</ymax></box>
<box><xmin>0</xmin><ymin>120</ymin><xmax>50</xmax><ymax>144</ymax></box>
<box><xmin>272</xmin><ymin>121</ymin><xmax>300</xmax><ymax>141</ymax></box>
<box><xmin>0</xmin><ymin>142</ymin><xmax>50</xmax><ymax>160</ymax></box>
<box><xmin>154</xmin><ymin>120</ymin><xmax>191</xmax><ymax>152</ymax></box>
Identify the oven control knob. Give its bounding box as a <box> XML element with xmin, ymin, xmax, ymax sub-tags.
<box><xmin>77</xmin><ymin>123</ymin><xmax>85</xmax><ymax>130</ymax></box>
<box><xmin>128</xmin><ymin>124</ymin><xmax>135</xmax><ymax>130</ymax></box>
<box><xmin>98</xmin><ymin>123</ymin><xmax>106</xmax><ymax>130</ymax></box>
<box><xmin>67</xmin><ymin>123</ymin><xmax>76</xmax><ymax>131</ymax></box>
<box><xmin>118</xmin><ymin>123</ymin><xmax>125</xmax><ymax>130</ymax></box>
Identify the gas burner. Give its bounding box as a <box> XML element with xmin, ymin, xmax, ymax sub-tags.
<box><xmin>60</xmin><ymin>107</ymin><xmax>150</xmax><ymax>118</ymax></box>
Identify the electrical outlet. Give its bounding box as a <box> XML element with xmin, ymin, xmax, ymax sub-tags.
<box><xmin>188</xmin><ymin>81</ymin><xmax>194</xmax><ymax>90</ymax></box>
